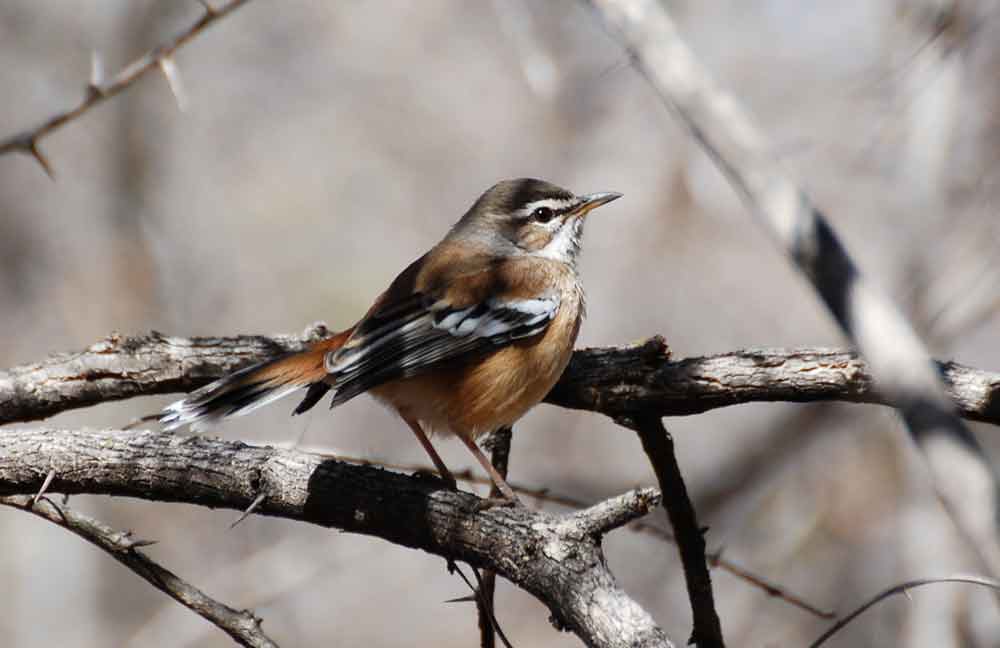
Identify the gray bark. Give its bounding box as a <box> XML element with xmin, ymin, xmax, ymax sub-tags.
<box><xmin>3</xmin><ymin>329</ymin><xmax>999</xmax><ymax>427</ymax></box>
<box><xmin>0</xmin><ymin>427</ymin><xmax>673</xmax><ymax>648</ymax></box>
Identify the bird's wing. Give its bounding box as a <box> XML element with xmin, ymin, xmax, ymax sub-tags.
<box><xmin>323</xmin><ymin>286</ymin><xmax>560</xmax><ymax>407</ymax></box>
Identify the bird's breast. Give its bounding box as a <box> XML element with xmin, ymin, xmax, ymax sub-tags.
<box><xmin>373</xmin><ymin>278</ymin><xmax>584</xmax><ymax>440</ymax></box>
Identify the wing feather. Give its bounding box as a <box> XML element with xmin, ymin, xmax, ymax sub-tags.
<box><xmin>324</xmin><ymin>294</ymin><xmax>559</xmax><ymax>406</ymax></box>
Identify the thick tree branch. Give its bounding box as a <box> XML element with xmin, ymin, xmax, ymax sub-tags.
<box><xmin>345</xmin><ymin>453</ymin><xmax>835</xmax><ymax>620</ymax></box>
<box><xmin>4</xmin><ymin>329</ymin><xmax>1000</xmax><ymax>428</ymax></box>
<box><xmin>0</xmin><ymin>495</ymin><xmax>277</xmax><ymax>648</ymax></box>
<box><xmin>0</xmin><ymin>0</ymin><xmax>251</xmax><ymax>177</ymax></box>
<box><xmin>0</xmin><ymin>427</ymin><xmax>672</xmax><ymax>648</ymax></box>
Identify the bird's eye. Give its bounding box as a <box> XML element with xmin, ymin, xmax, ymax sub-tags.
<box><xmin>532</xmin><ymin>206</ymin><xmax>555</xmax><ymax>223</ymax></box>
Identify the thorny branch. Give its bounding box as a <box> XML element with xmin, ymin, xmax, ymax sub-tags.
<box><xmin>3</xmin><ymin>1</ymin><xmax>999</xmax><ymax>644</ymax></box>
<box><xmin>0</xmin><ymin>495</ymin><xmax>278</xmax><ymax>648</ymax></box>
<box><xmin>0</xmin><ymin>0</ymin><xmax>251</xmax><ymax>177</ymax></box>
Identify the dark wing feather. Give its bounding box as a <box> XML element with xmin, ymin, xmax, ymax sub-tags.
<box><xmin>324</xmin><ymin>293</ymin><xmax>559</xmax><ymax>407</ymax></box>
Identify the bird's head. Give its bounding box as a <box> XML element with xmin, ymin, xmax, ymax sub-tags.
<box><xmin>453</xmin><ymin>178</ymin><xmax>622</xmax><ymax>266</ymax></box>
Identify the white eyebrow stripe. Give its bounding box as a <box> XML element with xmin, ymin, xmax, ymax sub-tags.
<box><xmin>522</xmin><ymin>197</ymin><xmax>577</xmax><ymax>213</ymax></box>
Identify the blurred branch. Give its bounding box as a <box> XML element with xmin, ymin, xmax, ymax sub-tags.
<box><xmin>0</xmin><ymin>494</ymin><xmax>278</xmax><ymax>648</ymax></box>
<box><xmin>0</xmin><ymin>428</ymin><xmax>672</xmax><ymax>648</ymax></box>
<box><xmin>5</xmin><ymin>329</ymin><xmax>1000</xmax><ymax>428</ymax></box>
<box><xmin>0</xmin><ymin>0</ymin><xmax>251</xmax><ymax>178</ymax></box>
<box><xmin>809</xmin><ymin>575</ymin><xmax>1000</xmax><ymax>648</ymax></box>
<box><xmin>586</xmin><ymin>0</ymin><xmax>1000</xmax><ymax>577</ymax></box>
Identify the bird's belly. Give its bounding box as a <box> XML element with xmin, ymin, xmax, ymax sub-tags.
<box><xmin>372</xmin><ymin>298</ymin><xmax>581</xmax><ymax>440</ymax></box>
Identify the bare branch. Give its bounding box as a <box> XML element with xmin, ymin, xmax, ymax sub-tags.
<box><xmin>0</xmin><ymin>495</ymin><xmax>278</xmax><ymax>648</ymax></box>
<box><xmin>4</xmin><ymin>330</ymin><xmax>1000</xmax><ymax>428</ymax></box>
<box><xmin>341</xmin><ymin>453</ymin><xmax>836</xmax><ymax>621</ymax></box>
<box><xmin>585</xmin><ymin>0</ymin><xmax>1000</xmax><ymax>577</ymax></box>
<box><xmin>620</xmin><ymin>415</ymin><xmax>724</xmax><ymax>648</ymax></box>
<box><xmin>0</xmin><ymin>325</ymin><xmax>329</xmax><ymax>425</ymax></box>
<box><xmin>476</xmin><ymin>427</ymin><xmax>513</xmax><ymax>648</ymax></box>
<box><xmin>568</xmin><ymin>487</ymin><xmax>663</xmax><ymax>537</ymax></box>
<box><xmin>0</xmin><ymin>427</ymin><xmax>674</xmax><ymax>648</ymax></box>
<box><xmin>0</xmin><ymin>0</ymin><xmax>251</xmax><ymax>176</ymax></box>
<box><xmin>809</xmin><ymin>575</ymin><xmax>1000</xmax><ymax>648</ymax></box>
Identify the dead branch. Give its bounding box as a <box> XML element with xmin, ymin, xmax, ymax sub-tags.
<box><xmin>0</xmin><ymin>427</ymin><xmax>673</xmax><ymax>648</ymax></box>
<box><xmin>0</xmin><ymin>0</ymin><xmax>251</xmax><ymax>177</ymax></box>
<box><xmin>621</xmin><ymin>415</ymin><xmax>724</xmax><ymax>647</ymax></box>
<box><xmin>3</xmin><ymin>329</ymin><xmax>1000</xmax><ymax>428</ymax></box>
<box><xmin>0</xmin><ymin>494</ymin><xmax>278</xmax><ymax>647</ymax></box>
<box><xmin>809</xmin><ymin>575</ymin><xmax>1000</xmax><ymax>648</ymax></box>
<box><xmin>342</xmin><ymin>451</ymin><xmax>836</xmax><ymax>620</ymax></box>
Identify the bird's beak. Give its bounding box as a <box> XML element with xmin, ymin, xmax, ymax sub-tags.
<box><xmin>572</xmin><ymin>191</ymin><xmax>623</xmax><ymax>217</ymax></box>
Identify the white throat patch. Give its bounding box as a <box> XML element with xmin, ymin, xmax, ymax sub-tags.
<box><xmin>535</xmin><ymin>217</ymin><xmax>583</xmax><ymax>264</ymax></box>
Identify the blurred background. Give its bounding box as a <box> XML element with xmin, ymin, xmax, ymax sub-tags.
<box><xmin>2</xmin><ymin>1</ymin><xmax>1000</xmax><ymax>646</ymax></box>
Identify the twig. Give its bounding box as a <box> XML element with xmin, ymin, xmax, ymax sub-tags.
<box><xmin>477</xmin><ymin>427</ymin><xmax>513</xmax><ymax>648</ymax></box>
<box><xmin>280</xmin><ymin>450</ymin><xmax>838</xmax><ymax>619</ymax></box>
<box><xmin>585</xmin><ymin>0</ymin><xmax>1000</xmax><ymax>577</ymax></box>
<box><xmin>0</xmin><ymin>494</ymin><xmax>278</xmax><ymax>648</ymax></box>
<box><xmin>809</xmin><ymin>575</ymin><xmax>1000</xmax><ymax>648</ymax></box>
<box><xmin>705</xmin><ymin>551</ymin><xmax>834</xmax><ymax>620</ymax></box>
<box><xmin>621</xmin><ymin>415</ymin><xmax>724</xmax><ymax>648</ymax></box>
<box><xmin>0</xmin><ymin>0</ymin><xmax>251</xmax><ymax>177</ymax></box>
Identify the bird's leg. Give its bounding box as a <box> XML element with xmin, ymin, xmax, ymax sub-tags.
<box><xmin>403</xmin><ymin>416</ymin><xmax>457</xmax><ymax>490</ymax></box>
<box><xmin>457</xmin><ymin>433</ymin><xmax>521</xmax><ymax>506</ymax></box>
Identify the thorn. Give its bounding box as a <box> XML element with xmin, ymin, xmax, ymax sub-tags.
<box><xmin>198</xmin><ymin>0</ymin><xmax>218</xmax><ymax>16</ymax></box>
<box><xmin>902</xmin><ymin>589</ymin><xmax>914</xmax><ymax>603</ymax></box>
<box><xmin>89</xmin><ymin>50</ymin><xmax>104</xmax><ymax>90</ymax></box>
<box><xmin>239</xmin><ymin>609</ymin><xmax>264</xmax><ymax>628</ymax></box>
<box><xmin>29</xmin><ymin>140</ymin><xmax>54</xmax><ymax>180</ymax></box>
<box><xmin>443</xmin><ymin>594</ymin><xmax>478</xmax><ymax>604</ymax></box>
<box><xmin>115</xmin><ymin>530</ymin><xmax>158</xmax><ymax>551</ymax></box>
<box><xmin>33</xmin><ymin>469</ymin><xmax>56</xmax><ymax>507</ymax></box>
<box><xmin>158</xmin><ymin>57</ymin><xmax>188</xmax><ymax>112</ymax></box>
<box><xmin>230</xmin><ymin>492</ymin><xmax>266</xmax><ymax>529</ymax></box>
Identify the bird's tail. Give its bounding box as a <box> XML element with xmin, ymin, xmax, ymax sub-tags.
<box><xmin>160</xmin><ymin>331</ymin><xmax>351</xmax><ymax>431</ymax></box>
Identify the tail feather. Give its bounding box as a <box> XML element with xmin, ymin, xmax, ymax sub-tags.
<box><xmin>160</xmin><ymin>333</ymin><xmax>348</xmax><ymax>431</ymax></box>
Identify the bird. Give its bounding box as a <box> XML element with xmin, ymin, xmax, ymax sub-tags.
<box><xmin>160</xmin><ymin>178</ymin><xmax>621</xmax><ymax>502</ymax></box>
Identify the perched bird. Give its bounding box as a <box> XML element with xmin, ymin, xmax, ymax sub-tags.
<box><xmin>161</xmin><ymin>178</ymin><xmax>621</xmax><ymax>502</ymax></box>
